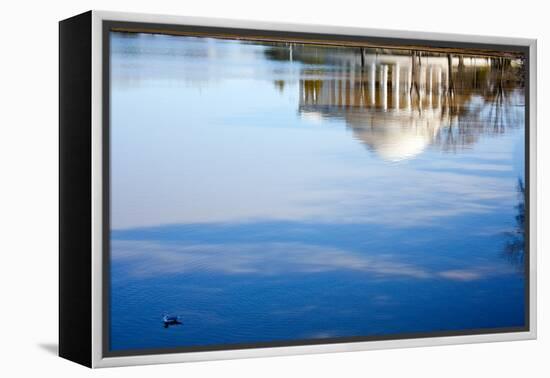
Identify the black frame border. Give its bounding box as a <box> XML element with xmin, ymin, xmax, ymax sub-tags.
<box><xmin>59</xmin><ymin>11</ymin><xmax>93</xmax><ymax>367</ymax></box>
<box><xmin>101</xmin><ymin>20</ymin><xmax>531</xmax><ymax>359</ymax></box>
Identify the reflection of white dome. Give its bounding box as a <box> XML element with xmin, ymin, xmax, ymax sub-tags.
<box><xmin>355</xmin><ymin>128</ymin><xmax>431</xmax><ymax>162</ymax></box>
<box><xmin>344</xmin><ymin>110</ymin><xmax>444</xmax><ymax>162</ymax></box>
<box><xmin>300</xmin><ymin>108</ymin><xmax>446</xmax><ymax>161</ymax></box>
<box><xmin>300</xmin><ymin>111</ymin><xmax>324</xmax><ymax>124</ymax></box>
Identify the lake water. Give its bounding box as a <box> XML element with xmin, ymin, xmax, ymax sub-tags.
<box><xmin>109</xmin><ymin>32</ymin><xmax>526</xmax><ymax>352</ymax></box>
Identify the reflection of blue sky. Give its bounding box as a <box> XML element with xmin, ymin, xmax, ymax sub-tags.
<box><xmin>112</xmin><ymin>34</ymin><xmax>303</xmax><ymax>88</ymax></box>
<box><xmin>111</xmin><ymin>34</ymin><xmax>524</xmax><ymax>230</ymax></box>
<box><xmin>111</xmin><ymin>101</ymin><xmax>523</xmax><ymax>228</ymax></box>
<box><xmin>111</xmin><ymin>215</ymin><xmax>525</xmax><ymax>350</ymax></box>
<box><xmin>110</xmin><ymin>216</ymin><xmax>525</xmax><ymax>350</ymax></box>
<box><xmin>110</xmin><ymin>33</ymin><xmax>526</xmax><ymax>351</ymax></box>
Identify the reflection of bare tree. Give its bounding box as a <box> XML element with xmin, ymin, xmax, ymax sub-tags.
<box><xmin>410</xmin><ymin>51</ymin><xmax>422</xmax><ymax>108</ymax></box>
<box><xmin>434</xmin><ymin>67</ymin><xmax>523</xmax><ymax>153</ymax></box>
<box><xmin>360</xmin><ymin>47</ymin><xmax>366</xmax><ymax>67</ymax></box>
<box><xmin>447</xmin><ymin>53</ymin><xmax>455</xmax><ymax>97</ymax></box>
<box><xmin>503</xmin><ymin>178</ymin><xmax>526</xmax><ymax>266</ymax></box>
<box><xmin>273</xmin><ymin>80</ymin><xmax>286</xmax><ymax>93</ymax></box>
<box><xmin>297</xmin><ymin>50</ymin><xmax>524</xmax><ymax>161</ymax></box>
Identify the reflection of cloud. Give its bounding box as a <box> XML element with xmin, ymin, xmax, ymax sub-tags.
<box><xmin>112</xmin><ymin>132</ymin><xmax>517</xmax><ymax>229</ymax></box>
<box><xmin>113</xmin><ymin>240</ymin><xmax>515</xmax><ymax>282</ymax></box>
<box><xmin>296</xmin><ymin>170</ymin><xmax>515</xmax><ymax>227</ymax></box>
<box><xmin>438</xmin><ymin>270</ymin><xmax>482</xmax><ymax>281</ymax></box>
<box><xmin>306</xmin><ymin>331</ymin><xmax>343</xmax><ymax>339</ymax></box>
<box><xmin>438</xmin><ymin>265</ymin><xmax>517</xmax><ymax>281</ymax></box>
<box><xmin>113</xmin><ymin>240</ymin><xmax>430</xmax><ymax>278</ymax></box>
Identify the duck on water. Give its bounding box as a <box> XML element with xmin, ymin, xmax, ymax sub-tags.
<box><xmin>162</xmin><ymin>314</ymin><xmax>182</xmax><ymax>328</ymax></box>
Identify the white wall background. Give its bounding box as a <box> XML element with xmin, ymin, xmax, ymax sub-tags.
<box><xmin>0</xmin><ymin>0</ymin><xmax>546</xmax><ymax>376</ymax></box>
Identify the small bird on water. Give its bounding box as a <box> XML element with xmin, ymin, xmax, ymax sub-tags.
<box><xmin>162</xmin><ymin>314</ymin><xmax>182</xmax><ymax>328</ymax></box>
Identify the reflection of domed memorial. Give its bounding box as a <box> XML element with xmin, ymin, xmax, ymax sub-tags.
<box><xmin>297</xmin><ymin>52</ymin><xmax>524</xmax><ymax>161</ymax></box>
<box><xmin>340</xmin><ymin>109</ymin><xmax>444</xmax><ymax>162</ymax></box>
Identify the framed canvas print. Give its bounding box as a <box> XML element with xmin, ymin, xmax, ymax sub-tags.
<box><xmin>59</xmin><ymin>10</ymin><xmax>537</xmax><ymax>368</ymax></box>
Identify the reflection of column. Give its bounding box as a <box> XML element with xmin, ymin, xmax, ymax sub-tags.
<box><xmin>360</xmin><ymin>70</ymin><xmax>366</xmax><ymax>107</ymax></box>
<box><xmin>419</xmin><ymin>64</ymin><xmax>426</xmax><ymax>109</ymax></box>
<box><xmin>353</xmin><ymin>73</ymin><xmax>362</xmax><ymax>106</ymax></box>
<box><xmin>445</xmin><ymin>62</ymin><xmax>450</xmax><ymax>93</ymax></box>
<box><xmin>315</xmin><ymin>81</ymin><xmax>318</xmax><ymax>103</ymax></box>
<box><xmin>370</xmin><ymin>62</ymin><xmax>376</xmax><ymax>106</ymax></box>
<box><xmin>289</xmin><ymin>43</ymin><xmax>293</xmax><ymax>62</ymax></box>
<box><xmin>436</xmin><ymin>66</ymin><xmax>442</xmax><ymax>94</ymax></box>
<box><xmin>344</xmin><ymin>78</ymin><xmax>351</xmax><ymax>107</ymax></box>
<box><xmin>338</xmin><ymin>79</ymin><xmax>343</xmax><ymax>107</ymax></box>
<box><xmin>436</xmin><ymin>66</ymin><xmax>442</xmax><ymax>109</ymax></box>
<box><xmin>382</xmin><ymin>65</ymin><xmax>388</xmax><ymax>111</ymax></box>
<box><xmin>393</xmin><ymin>63</ymin><xmax>400</xmax><ymax>110</ymax></box>
<box><xmin>407</xmin><ymin>63</ymin><xmax>412</xmax><ymax>111</ymax></box>
<box><xmin>428</xmin><ymin>65</ymin><xmax>433</xmax><ymax>108</ymax></box>
<box><xmin>330</xmin><ymin>78</ymin><xmax>336</xmax><ymax>105</ymax></box>
<box><xmin>348</xmin><ymin>71</ymin><xmax>353</xmax><ymax>107</ymax></box>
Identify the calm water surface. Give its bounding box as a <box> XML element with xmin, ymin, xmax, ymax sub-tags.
<box><xmin>109</xmin><ymin>32</ymin><xmax>526</xmax><ymax>351</ymax></box>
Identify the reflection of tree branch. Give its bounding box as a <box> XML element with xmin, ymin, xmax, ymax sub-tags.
<box><xmin>447</xmin><ymin>53</ymin><xmax>455</xmax><ymax>97</ymax></box>
<box><xmin>296</xmin><ymin>51</ymin><xmax>524</xmax><ymax>153</ymax></box>
<box><xmin>409</xmin><ymin>51</ymin><xmax>424</xmax><ymax>114</ymax></box>
<box><xmin>503</xmin><ymin>178</ymin><xmax>525</xmax><ymax>267</ymax></box>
